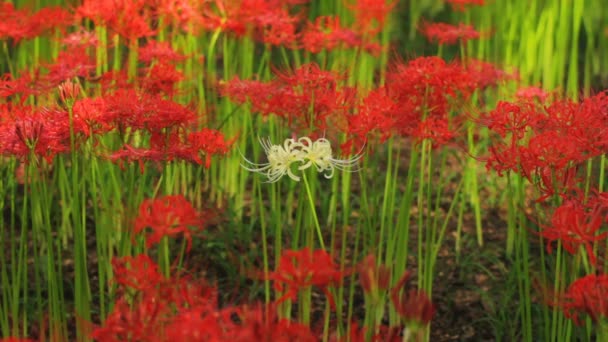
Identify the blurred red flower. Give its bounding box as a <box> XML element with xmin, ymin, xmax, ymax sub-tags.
<box><xmin>561</xmin><ymin>274</ymin><xmax>608</xmax><ymax>325</ymax></box>
<box><xmin>267</xmin><ymin>248</ymin><xmax>347</xmax><ymax>304</ymax></box>
<box><xmin>134</xmin><ymin>195</ymin><xmax>206</xmax><ymax>251</ymax></box>
<box><xmin>420</xmin><ymin>21</ymin><xmax>481</xmax><ymax>45</ymax></box>
<box><xmin>390</xmin><ymin>271</ymin><xmax>435</xmax><ymax>327</ymax></box>
<box><xmin>539</xmin><ymin>199</ymin><xmax>608</xmax><ymax>265</ymax></box>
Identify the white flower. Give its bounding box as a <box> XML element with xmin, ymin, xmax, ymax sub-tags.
<box><xmin>241</xmin><ymin>136</ymin><xmax>362</xmax><ymax>183</ymax></box>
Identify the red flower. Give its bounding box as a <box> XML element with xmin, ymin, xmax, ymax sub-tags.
<box><xmin>357</xmin><ymin>254</ymin><xmax>391</xmax><ymax>295</ymax></box>
<box><xmin>134</xmin><ymin>195</ymin><xmax>206</xmax><ymax>251</ymax></box>
<box><xmin>347</xmin><ymin>0</ymin><xmax>396</xmax><ymax>36</ymax></box>
<box><xmin>515</xmin><ymin>86</ymin><xmax>550</xmax><ymax>103</ymax></box>
<box><xmin>227</xmin><ymin>304</ymin><xmax>316</xmax><ymax>342</ymax></box>
<box><xmin>0</xmin><ymin>72</ymin><xmax>37</xmax><ymax>101</ymax></box>
<box><xmin>390</xmin><ymin>271</ymin><xmax>435</xmax><ymax>327</ymax></box>
<box><xmin>25</xmin><ymin>6</ymin><xmax>73</xmax><ymax>39</ymax></box>
<box><xmin>0</xmin><ymin>3</ymin><xmax>29</xmax><ymax>42</ymax></box>
<box><xmin>0</xmin><ymin>105</ymin><xmax>70</xmax><ymax>162</ymax></box>
<box><xmin>465</xmin><ymin>58</ymin><xmax>515</xmax><ymax>90</ymax></box>
<box><xmin>267</xmin><ymin>248</ymin><xmax>347</xmax><ymax>304</ymax></box>
<box><xmin>561</xmin><ymin>274</ymin><xmax>608</xmax><ymax>325</ymax></box>
<box><xmin>138</xmin><ymin>41</ymin><xmax>186</xmax><ymax>64</ymax></box>
<box><xmin>61</xmin><ymin>29</ymin><xmax>99</xmax><ymax>48</ymax></box>
<box><xmin>139</xmin><ymin>62</ymin><xmax>184</xmax><ymax>96</ymax></box>
<box><xmin>420</xmin><ymin>21</ymin><xmax>481</xmax><ymax>45</ymax></box>
<box><xmin>111</xmin><ymin>255</ymin><xmax>165</xmax><ymax>292</ymax></box>
<box><xmin>223</xmin><ymin>63</ymin><xmax>355</xmax><ymax>136</ymax></box>
<box><xmin>412</xmin><ymin>117</ymin><xmax>455</xmax><ymax>147</ymax></box>
<box><xmin>96</xmin><ymin>255</ymin><xmax>221</xmax><ymax>342</ymax></box>
<box><xmin>385</xmin><ymin>56</ymin><xmax>474</xmax><ymax>143</ymax></box>
<box><xmin>539</xmin><ymin>199</ymin><xmax>608</xmax><ymax>265</ymax></box>
<box><xmin>299</xmin><ymin>16</ymin><xmax>362</xmax><ymax>53</ymax></box>
<box><xmin>39</xmin><ymin>46</ymin><xmax>96</xmax><ymax>90</ymax></box>
<box><xmin>182</xmin><ymin>128</ymin><xmax>231</xmax><ymax>168</ymax></box>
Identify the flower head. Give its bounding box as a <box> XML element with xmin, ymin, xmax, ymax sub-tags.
<box><xmin>242</xmin><ymin>136</ymin><xmax>362</xmax><ymax>183</ymax></box>
<box><xmin>561</xmin><ymin>274</ymin><xmax>608</xmax><ymax>325</ymax></box>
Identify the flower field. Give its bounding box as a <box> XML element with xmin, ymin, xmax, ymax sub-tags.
<box><xmin>1</xmin><ymin>0</ymin><xmax>608</xmax><ymax>341</ymax></box>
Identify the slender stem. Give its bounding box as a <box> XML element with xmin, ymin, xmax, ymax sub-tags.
<box><xmin>302</xmin><ymin>172</ymin><xmax>325</xmax><ymax>250</ymax></box>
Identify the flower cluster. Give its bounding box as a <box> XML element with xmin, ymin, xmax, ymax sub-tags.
<box><xmin>420</xmin><ymin>21</ymin><xmax>481</xmax><ymax>45</ymax></box>
<box><xmin>560</xmin><ymin>274</ymin><xmax>608</xmax><ymax>325</ymax></box>
<box><xmin>267</xmin><ymin>248</ymin><xmax>347</xmax><ymax>305</ymax></box>
<box><xmin>134</xmin><ymin>195</ymin><xmax>211</xmax><ymax>251</ymax></box>
<box><xmin>223</xmin><ymin>63</ymin><xmax>356</xmax><ymax>135</ymax></box>
<box><xmin>482</xmin><ymin>91</ymin><xmax>608</xmax><ymax>201</ymax></box>
<box><xmin>242</xmin><ymin>136</ymin><xmax>362</xmax><ymax>183</ymax></box>
<box><xmin>538</xmin><ymin>196</ymin><xmax>608</xmax><ymax>265</ymax></box>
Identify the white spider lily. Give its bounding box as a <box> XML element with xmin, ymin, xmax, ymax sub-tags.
<box><xmin>296</xmin><ymin>137</ymin><xmax>361</xmax><ymax>179</ymax></box>
<box><xmin>241</xmin><ymin>136</ymin><xmax>362</xmax><ymax>183</ymax></box>
<box><xmin>241</xmin><ymin>137</ymin><xmax>305</xmax><ymax>182</ymax></box>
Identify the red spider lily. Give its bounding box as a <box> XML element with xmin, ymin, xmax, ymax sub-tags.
<box><xmin>515</xmin><ymin>86</ymin><xmax>550</xmax><ymax>103</ymax></box>
<box><xmin>420</xmin><ymin>21</ymin><xmax>481</xmax><ymax>45</ymax></box>
<box><xmin>25</xmin><ymin>6</ymin><xmax>73</xmax><ymax>39</ymax></box>
<box><xmin>100</xmin><ymin>89</ymin><xmax>154</xmax><ymax>132</ymax></box>
<box><xmin>111</xmin><ymin>127</ymin><xmax>230</xmax><ymax>171</ymax></box>
<box><xmin>384</xmin><ymin>56</ymin><xmax>475</xmax><ymax>146</ymax></box>
<box><xmin>561</xmin><ymin>274</ymin><xmax>608</xmax><ymax>325</ymax></box>
<box><xmin>0</xmin><ymin>3</ymin><xmax>71</xmax><ymax>43</ymax></box>
<box><xmin>357</xmin><ymin>254</ymin><xmax>391</xmax><ymax>295</ymax></box>
<box><xmin>160</xmin><ymin>306</ymin><xmax>235</xmax><ymax>342</ymax></box>
<box><xmin>138</xmin><ymin>41</ymin><xmax>186</xmax><ymax>64</ymax></box>
<box><xmin>0</xmin><ymin>72</ymin><xmax>37</xmax><ymax>101</ymax></box>
<box><xmin>38</xmin><ymin>46</ymin><xmax>97</xmax><ymax>90</ymax></box>
<box><xmin>538</xmin><ymin>200</ymin><xmax>608</xmax><ymax>265</ymax></box>
<box><xmin>183</xmin><ymin>128</ymin><xmax>232</xmax><ymax>168</ymax></box>
<box><xmin>153</xmin><ymin>277</ymin><xmax>223</xmax><ymax>340</ymax></box>
<box><xmin>547</xmin><ymin>93</ymin><xmax>608</xmax><ymax>158</ymax></box>
<box><xmin>446</xmin><ymin>0</ymin><xmax>485</xmax><ymax>12</ymax></box>
<box><xmin>60</xmin><ymin>30</ymin><xmax>99</xmax><ymax>48</ymax></box>
<box><xmin>110</xmin><ymin>144</ymin><xmax>175</xmax><ymax>173</ymax></box>
<box><xmin>0</xmin><ymin>105</ymin><xmax>71</xmax><ymax>162</ymax></box>
<box><xmin>390</xmin><ymin>271</ymin><xmax>435</xmax><ymax>328</ymax></box>
<box><xmin>0</xmin><ymin>3</ymin><xmax>29</xmax><ymax>42</ymax></box>
<box><xmin>412</xmin><ymin>118</ymin><xmax>455</xmax><ymax>147</ymax></box>
<box><xmin>72</xmin><ymin>98</ymin><xmax>112</xmax><ymax>137</ymax></box>
<box><xmin>134</xmin><ymin>195</ymin><xmax>206</xmax><ymax>251</ymax></box>
<box><xmin>256</xmin><ymin>8</ymin><xmax>299</xmax><ymax>47</ymax></box>
<box><xmin>346</xmin><ymin>0</ymin><xmax>396</xmax><ymax>36</ymax></box>
<box><xmin>78</xmin><ymin>0</ymin><xmax>155</xmax><ymax>42</ymax></box>
<box><xmin>96</xmin><ymin>255</ymin><xmax>221</xmax><ymax>342</ymax></box>
<box><xmin>226</xmin><ymin>304</ymin><xmax>317</xmax><ymax>341</ymax></box>
<box><xmin>197</xmin><ymin>0</ymin><xmax>304</xmax><ymax>46</ymax></box>
<box><xmin>58</xmin><ymin>79</ymin><xmax>80</xmax><ymax>105</ymax></box>
<box><xmin>267</xmin><ymin>248</ymin><xmax>348</xmax><ymax>305</ymax></box>
<box><xmin>299</xmin><ymin>16</ymin><xmax>362</xmax><ymax>53</ymax></box>
<box><xmin>99</xmin><ymin>89</ymin><xmax>197</xmax><ymax>133</ymax></box>
<box><xmin>111</xmin><ymin>255</ymin><xmax>165</xmax><ymax>292</ymax></box>
<box><xmin>482</xmin><ymin>93</ymin><xmax>608</xmax><ymax>201</ymax></box>
<box><xmin>480</xmin><ymin>100</ymin><xmax>538</xmax><ymax>142</ymax></box>
<box><xmin>139</xmin><ymin>62</ymin><xmax>184</xmax><ymax>96</ymax></box>
<box><xmin>465</xmin><ymin>59</ymin><xmax>516</xmax><ymax>90</ymax></box>
<box><xmin>91</xmin><ymin>296</ymin><xmax>167</xmax><ymax>342</ymax></box>
<box><xmin>223</xmin><ymin>64</ymin><xmax>355</xmax><ymax>135</ymax></box>
<box><xmin>342</xmin><ymin>87</ymin><xmax>398</xmax><ymax>152</ymax></box>
<box><xmin>386</xmin><ymin>56</ymin><xmax>475</xmax><ymax>119</ymax></box>
<box><xmin>525</xmin><ymin>131</ymin><xmax>581</xmax><ymax>171</ymax></box>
